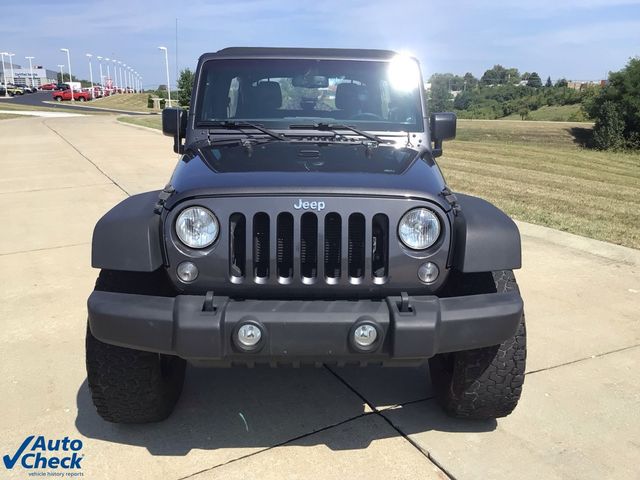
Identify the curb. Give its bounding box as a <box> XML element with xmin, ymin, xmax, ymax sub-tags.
<box><xmin>516</xmin><ymin>220</ymin><xmax>640</xmax><ymax>266</ymax></box>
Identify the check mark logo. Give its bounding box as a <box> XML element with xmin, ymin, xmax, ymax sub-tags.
<box><xmin>3</xmin><ymin>435</ymin><xmax>34</xmax><ymax>469</ymax></box>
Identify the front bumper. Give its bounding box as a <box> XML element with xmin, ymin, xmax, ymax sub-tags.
<box><xmin>87</xmin><ymin>291</ymin><xmax>523</xmax><ymax>365</ymax></box>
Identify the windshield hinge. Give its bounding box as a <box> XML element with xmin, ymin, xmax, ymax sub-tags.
<box><xmin>154</xmin><ymin>184</ymin><xmax>175</xmax><ymax>214</ymax></box>
<box><xmin>441</xmin><ymin>187</ymin><xmax>461</xmax><ymax>215</ymax></box>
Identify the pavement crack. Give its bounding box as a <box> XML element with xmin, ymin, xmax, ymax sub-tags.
<box><xmin>0</xmin><ymin>182</ymin><xmax>115</xmax><ymax>196</ymax></box>
<box><xmin>42</xmin><ymin>120</ymin><xmax>130</xmax><ymax>196</ymax></box>
<box><xmin>0</xmin><ymin>242</ymin><xmax>90</xmax><ymax>257</ymax></box>
<box><xmin>324</xmin><ymin>366</ymin><xmax>454</xmax><ymax>479</ymax></box>
<box><xmin>526</xmin><ymin>343</ymin><xmax>640</xmax><ymax>375</ymax></box>
<box><xmin>174</xmin><ymin>413</ymin><xmax>372</xmax><ymax>480</ymax></box>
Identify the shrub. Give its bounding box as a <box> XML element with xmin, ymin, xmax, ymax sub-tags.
<box><xmin>593</xmin><ymin>101</ymin><xmax>626</xmax><ymax>150</ymax></box>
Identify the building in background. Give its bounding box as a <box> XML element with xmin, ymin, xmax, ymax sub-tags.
<box><xmin>1</xmin><ymin>63</ymin><xmax>58</xmax><ymax>87</ymax></box>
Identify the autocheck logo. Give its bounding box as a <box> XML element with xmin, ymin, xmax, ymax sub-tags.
<box><xmin>293</xmin><ymin>199</ymin><xmax>326</xmax><ymax>211</ymax></box>
<box><xmin>3</xmin><ymin>435</ymin><xmax>84</xmax><ymax>471</ymax></box>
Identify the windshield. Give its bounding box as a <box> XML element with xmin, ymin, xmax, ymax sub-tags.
<box><xmin>195</xmin><ymin>57</ymin><xmax>424</xmax><ymax>132</ymax></box>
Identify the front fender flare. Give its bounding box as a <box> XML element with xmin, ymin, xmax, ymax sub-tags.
<box><xmin>91</xmin><ymin>191</ymin><xmax>164</xmax><ymax>272</ymax></box>
<box><xmin>453</xmin><ymin>194</ymin><xmax>521</xmax><ymax>273</ymax></box>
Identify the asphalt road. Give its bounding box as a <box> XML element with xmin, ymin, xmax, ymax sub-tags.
<box><xmin>1</xmin><ymin>115</ymin><xmax>639</xmax><ymax>480</ymax></box>
<box><xmin>5</xmin><ymin>90</ymin><xmax>142</xmax><ymax>114</ymax></box>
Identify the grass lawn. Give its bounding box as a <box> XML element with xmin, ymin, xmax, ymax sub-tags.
<box><xmin>0</xmin><ymin>113</ymin><xmax>22</xmax><ymax>120</ymax></box>
<box><xmin>502</xmin><ymin>104</ymin><xmax>583</xmax><ymax>122</ymax></box>
<box><xmin>89</xmin><ymin>93</ymin><xmax>158</xmax><ymax>113</ymax></box>
<box><xmin>118</xmin><ymin>115</ymin><xmax>640</xmax><ymax>249</ymax></box>
<box><xmin>118</xmin><ymin>114</ymin><xmax>162</xmax><ymax>129</ymax></box>
<box><xmin>441</xmin><ymin>120</ymin><xmax>640</xmax><ymax>249</ymax></box>
<box><xmin>0</xmin><ymin>100</ymin><xmax>98</xmax><ymax>114</ymax></box>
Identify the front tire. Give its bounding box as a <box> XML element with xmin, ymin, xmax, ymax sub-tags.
<box><xmin>85</xmin><ymin>270</ymin><xmax>185</xmax><ymax>423</ymax></box>
<box><xmin>429</xmin><ymin>270</ymin><xmax>526</xmax><ymax>419</ymax></box>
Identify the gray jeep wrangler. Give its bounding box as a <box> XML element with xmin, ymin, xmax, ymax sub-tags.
<box><xmin>86</xmin><ymin>47</ymin><xmax>525</xmax><ymax>423</ymax></box>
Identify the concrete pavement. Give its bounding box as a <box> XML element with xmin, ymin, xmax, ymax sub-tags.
<box><xmin>1</xmin><ymin>115</ymin><xmax>638</xmax><ymax>480</ymax></box>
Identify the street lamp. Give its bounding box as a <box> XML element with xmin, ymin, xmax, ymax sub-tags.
<box><xmin>122</xmin><ymin>63</ymin><xmax>128</xmax><ymax>92</ymax></box>
<box><xmin>117</xmin><ymin>60</ymin><xmax>123</xmax><ymax>93</ymax></box>
<box><xmin>97</xmin><ymin>56</ymin><xmax>104</xmax><ymax>91</ymax></box>
<box><xmin>158</xmin><ymin>46</ymin><xmax>171</xmax><ymax>106</ymax></box>
<box><xmin>58</xmin><ymin>64</ymin><xmax>65</xmax><ymax>84</ymax></box>
<box><xmin>105</xmin><ymin>58</ymin><xmax>111</xmax><ymax>91</ymax></box>
<box><xmin>25</xmin><ymin>56</ymin><xmax>35</xmax><ymax>88</ymax></box>
<box><xmin>0</xmin><ymin>52</ymin><xmax>8</xmax><ymax>97</ymax></box>
<box><xmin>7</xmin><ymin>53</ymin><xmax>15</xmax><ymax>84</ymax></box>
<box><xmin>111</xmin><ymin>58</ymin><xmax>118</xmax><ymax>92</ymax></box>
<box><xmin>86</xmin><ymin>53</ymin><xmax>94</xmax><ymax>99</ymax></box>
<box><xmin>60</xmin><ymin>48</ymin><xmax>73</xmax><ymax>101</ymax></box>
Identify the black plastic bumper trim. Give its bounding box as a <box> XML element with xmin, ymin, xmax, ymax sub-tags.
<box><xmin>87</xmin><ymin>291</ymin><xmax>523</xmax><ymax>361</ymax></box>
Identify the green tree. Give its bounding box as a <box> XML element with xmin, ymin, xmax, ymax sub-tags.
<box><xmin>527</xmin><ymin>72</ymin><xmax>542</xmax><ymax>88</ymax></box>
<box><xmin>592</xmin><ymin>101</ymin><xmax>626</xmax><ymax>150</ymax></box>
<box><xmin>463</xmin><ymin>72</ymin><xmax>479</xmax><ymax>89</ymax></box>
<box><xmin>429</xmin><ymin>81</ymin><xmax>453</xmax><ymax>111</ymax></box>
<box><xmin>545</xmin><ymin>76</ymin><xmax>553</xmax><ymax>88</ymax></box>
<box><xmin>555</xmin><ymin>78</ymin><xmax>568</xmax><ymax>88</ymax></box>
<box><xmin>584</xmin><ymin>57</ymin><xmax>640</xmax><ymax>149</ymax></box>
<box><xmin>177</xmin><ymin>68</ymin><xmax>195</xmax><ymax>107</ymax></box>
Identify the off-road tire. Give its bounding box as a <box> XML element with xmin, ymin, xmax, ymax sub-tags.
<box><xmin>429</xmin><ymin>270</ymin><xmax>526</xmax><ymax>419</ymax></box>
<box><xmin>85</xmin><ymin>270</ymin><xmax>186</xmax><ymax>423</ymax></box>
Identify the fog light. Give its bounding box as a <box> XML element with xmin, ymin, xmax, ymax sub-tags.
<box><xmin>237</xmin><ymin>323</ymin><xmax>262</xmax><ymax>347</ymax></box>
<box><xmin>417</xmin><ymin>262</ymin><xmax>439</xmax><ymax>284</ymax></box>
<box><xmin>177</xmin><ymin>261</ymin><xmax>198</xmax><ymax>282</ymax></box>
<box><xmin>353</xmin><ymin>324</ymin><xmax>378</xmax><ymax>348</ymax></box>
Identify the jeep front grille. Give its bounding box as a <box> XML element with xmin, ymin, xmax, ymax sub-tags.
<box><xmin>229</xmin><ymin>211</ymin><xmax>389</xmax><ymax>285</ymax></box>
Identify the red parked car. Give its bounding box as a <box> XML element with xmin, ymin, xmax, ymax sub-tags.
<box><xmin>40</xmin><ymin>83</ymin><xmax>57</xmax><ymax>90</ymax></box>
<box><xmin>52</xmin><ymin>89</ymin><xmax>91</xmax><ymax>102</ymax></box>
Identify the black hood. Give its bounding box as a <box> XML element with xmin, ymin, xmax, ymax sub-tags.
<box><xmin>165</xmin><ymin>142</ymin><xmax>449</xmax><ymax>210</ymax></box>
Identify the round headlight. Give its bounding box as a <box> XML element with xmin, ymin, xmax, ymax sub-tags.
<box><xmin>175</xmin><ymin>206</ymin><xmax>219</xmax><ymax>249</ymax></box>
<box><xmin>398</xmin><ymin>208</ymin><xmax>441</xmax><ymax>250</ymax></box>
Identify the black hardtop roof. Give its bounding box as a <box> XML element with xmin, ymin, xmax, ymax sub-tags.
<box><xmin>200</xmin><ymin>47</ymin><xmax>401</xmax><ymax>62</ymax></box>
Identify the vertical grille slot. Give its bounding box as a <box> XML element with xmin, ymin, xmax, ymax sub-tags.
<box><xmin>348</xmin><ymin>213</ymin><xmax>365</xmax><ymax>279</ymax></box>
<box><xmin>324</xmin><ymin>213</ymin><xmax>342</xmax><ymax>279</ymax></box>
<box><xmin>277</xmin><ymin>213</ymin><xmax>294</xmax><ymax>279</ymax></box>
<box><xmin>229</xmin><ymin>213</ymin><xmax>246</xmax><ymax>279</ymax></box>
<box><xmin>300</xmin><ymin>213</ymin><xmax>318</xmax><ymax>279</ymax></box>
<box><xmin>372</xmin><ymin>214</ymin><xmax>389</xmax><ymax>279</ymax></box>
<box><xmin>253</xmin><ymin>213</ymin><xmax>270</xmax><ymax>279</ymax></box>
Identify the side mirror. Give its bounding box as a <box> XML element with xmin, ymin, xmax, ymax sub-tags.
<box><xmin>430</xmin><ymin>112</ymin><xmax>457</xmax><ymax>157</ymax></box>
<box><xmin>162</xmin><ymin>107</ymin><xmax>188</xmax><ymax>154</ymax></box>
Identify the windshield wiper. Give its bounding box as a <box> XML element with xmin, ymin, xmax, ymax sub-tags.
<box><xmin>288</xmin><ymin>122</ymin><xmax>392</xmax><ymax>144</ymax></box>
<box><xmin>202</xmin><ymin>120</ymin><xmax>285</xmax><ymax>141</ymax></box>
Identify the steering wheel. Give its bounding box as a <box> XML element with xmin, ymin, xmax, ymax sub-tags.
<box><xmin>351</xmin><ymin>112</ymin><xmax>383</xmax><ymax>121</ymax></box>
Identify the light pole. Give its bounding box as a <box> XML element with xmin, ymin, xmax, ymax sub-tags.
<box><xmin>118</xmin><ymin>60</ymin><xmax>127</xmax><ymax>93</ymax></box>
<box><xmin>0</xmin><ymin>52</ymin><xmax>8</xmax><ymax>97</ymax></box>
<box><xmin>86</xmin><ymin>53</ymin><xmax>94</xmax><ymax>98</ymax></box>
<box><xmin>97</xmin><ymin>56</ymin><xmax>104</xmax><ymax>92</ymax></box>
<box><xmin>158</xmin><ymin>46</ymin><xmax>171</xmax><ymax>106</ymax></box>
<box><xmin>25</xmin><ymin>56</ymin><xmax>35</xmax><ymax>88</ymax></box>
<box><xmin>111</xmin><ymin>59</ymin><xmax>117</xmax><ymax>92</ymax></box>
<box><xmin>122</xmin><ymin>63</ymin><xmax>128</xmax><ymax>92</ymax></box>
<box><xmin>58</xmin><ymin>64</ymin><xmax>65</xmax><ymax>84</ymax></box>
<box><xmin>105</xmin><ymin>58</ymin><xmax>111</xmax><ymax>91</ymax></box>
<box><xmin>60</xmin><ymin>48</ymin><xmax>73</xmax><ymax>101</ymax></box>
<box><xmin>7</xmin><ymin>53</ymin><xmax>15</xmax><ymax>84</ymax></box>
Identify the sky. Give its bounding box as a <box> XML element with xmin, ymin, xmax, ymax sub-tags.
<box><xmin>1</xmin><ymin>0</ymin><xmax>639</xmax><ymax>88</ymax></box>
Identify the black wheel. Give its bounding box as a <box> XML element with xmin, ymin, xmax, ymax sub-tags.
<box><xmin>85</xmin><ymin>270</ymin><xmax>185</xmax><ymax>423</ymax></box>
<box><xmin>429</xmin><ymin>270</ymin><xmax>526</xmax><ymax>419</ymax></box>
<box><xmin>55</xmin><ymin>96</ymin><xmax>62</xmax><ymax>102</ymax></box>
<box><xmin>78</xmin><ymin>96</ymin><xmax>86</xmax><ymax>102</ymax></box>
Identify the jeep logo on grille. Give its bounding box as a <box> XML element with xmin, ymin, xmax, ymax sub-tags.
<box><xmin>293</xmin><ymin>199</ymin><xmax>326</xmax><ymax>211</ymax></box>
